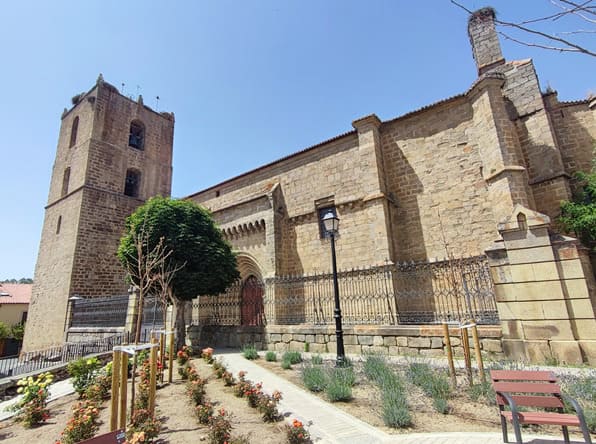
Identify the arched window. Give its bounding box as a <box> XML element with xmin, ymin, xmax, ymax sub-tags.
<box><xmin>124</xmin><ymin>169</ymin><xmax>141</xmax><ymax>197</ymax></box>
<box><xmin>128</xmin><ymin>120</ymin><xmax>145</xmax><ymax>149</ymax></box>
<box><xmin>56</xmin><ymin>215</ymin><xmax>62</xmax><ymax>234</ymax></box>
<box><xmin>69</xmin><ymin>116</ymin><xmax>79</xmax><ymax>148</ymax></box>
<box><xmin>62</xmin><ymin>167</ymin><xmax>71</xmax><ymax>197</ymax></box>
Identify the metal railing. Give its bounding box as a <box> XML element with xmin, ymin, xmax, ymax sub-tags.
<box><xmin>0</xmin><ymin>333</ymin><xmax>127</xmax><ymax>379</ymax></box>
<box><xmin>192</xmin><ymin>255</ymin><xmax>499</xmax><ymax>327</ymax></box>
<box><xmin>70</xmin><ymin>294</ymin><xmax>129</xmax><ymax>327</ymax></box>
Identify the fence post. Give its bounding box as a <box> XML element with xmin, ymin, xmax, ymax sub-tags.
<box><xmin>125</xmin><ymin>288</ymin><xmax>140</xmax><ymax>342</ymax></box>
<box><xmin>118</xmin><ymin>351</ymin><xmax>128</xmax><ymax>430</ymax></box>
<box><xmin>110</xmin><ymin>350</ymin><xmax>121</xmax><ymax>431</ymax></box>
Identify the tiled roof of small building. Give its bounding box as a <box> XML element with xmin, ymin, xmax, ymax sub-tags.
<box><xmin>0</xmin><ymin>283</ymin><xmax>32</xmax><ymax>304</ymax></box>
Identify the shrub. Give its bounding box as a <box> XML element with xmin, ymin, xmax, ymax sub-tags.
<box><xmin>302</xmin><ymin>365</ymin><xmax>327</xmax><ymax>392</ymax></box>
<box><xmin>382</xmin><ymin>389</ymin><xmax>412</xmax><ymax>428</ymax></box>
<box><xmin>67</xmin><ymin>356</ymin><xmax>102</xmax><ymax>397</ymax></box>
<box><xmin>257</xmin><ymin>390</ymin><xmax>283</xmax><ymax>422</ymax></box>
<box><xmin>202</xmin><ymin>347</ymin><xmax>214</xmax><ymax>363</ymax></box>
<box><xmin>127</xmin><ymin>408</ymin><xmax>161</xmax><ymax>443</ymax></box>
<box><xmin>176</xmin><ymin>345</ymin><xmax>192</xmax><ymax>365</ymax></box>
<box><xmin>282</xmin><ymin>351</ymin><xmax>303</xmax><ymax>365</ymax></box>
<box><xmin>325</xmin><ymin>369</ymin><xmax>352</xmax><ymax>402</ymax></box>
<box><xmin>363</xmin><ymin>354</ymin><xmax>388</xmax><ymax>384</ymax></box>
<box><xmin>245</xmin><ymin>382</ymin><xmax>263</xmax><ymax>408</ymax></box>
<box><xmin>265</xmin><ymin>351</ymin><xmax>277</xmax><ymax>362</ymax></box>
<box><xmin>208</xmin><ymin>408</ymin><xmax>232</xmax><ymax>444</ymax></box>
<box><xmin>59</xmin><ymin>400</ymin><xmax>100</xmax><ymax>444</ymax></box>
<box><xmin>406</xmin><ymin>362</ymin><xmax>451</xmax><ymax>413</ymax></box>
<box><xmin>242</xmin><ymin>344</ymin><xmax>259</xmax><ymax>360</ymax></box>
<box><xmin>84</xmin><ymin>373</ymin><xmax>111</xmax><ymax>402</ymax></box>
<box><xmin>10</xmin><ymin>372</ymin><xmax>54</xmax><ymax>427</ymax></box>
<box><xmin>195</xmin><ymin>401</ymin><xmax>214</xmax><ymax>424</ymax></box>
<box><xmin>281</xmin><ymin>358</ymin><xmax>292</xmax><ymax>370</ymax></box>
<box><xmin>468</xmin><ymin>380</ymin><xmax>495</xmax><ymax>405</ymax></box>
<box><xmin>187</xmin><ymin>377</ymin><xmax>207</xmax><ymax>405</ymax></box>
<box><xmin>233</xmin><ymin>371</ymin><xmax>251</xmax><ymax>397</ymax></box>
<box><xmin>286</xmin><ymin>418</ymin><xmax>311</xmax><ymax>444</ymax></box>
<box><xmin>222</xmin><ymin>370</ymin><xmax>235</xmax><ymax>386</ymax></box>
<box><xmin>311</xmin><ymin>354</ymin><xmax>323</xmax><ymax>365</ymax></box>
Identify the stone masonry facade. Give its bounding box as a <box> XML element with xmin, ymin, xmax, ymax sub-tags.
<box><xmin>24</xmin><ymin>8</ymin><xmax>595</xmax><ymax>363</ymax></box>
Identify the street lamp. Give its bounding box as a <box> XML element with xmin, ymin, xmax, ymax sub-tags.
<box><xmin>322</xmin><ymin>211</ymin><xmax>346</xmax><ymax>366</ymax></box>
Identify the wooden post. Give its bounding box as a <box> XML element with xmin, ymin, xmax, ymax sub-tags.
<box><xmin>149</xmin><ymin>339</ymin><xmax>158</xmax><ymax>415</ymax></box>
<box><xmin>118</xmin><ymin>351</ymin><xmax>128</xmax><ymax>430</ymax></box>
<box><xmin>159</xmin><ymin>333</ymin><xmax>165</xmax><ymax>385</ymax></box>
<box><xmin>168</xmin><ymin>333</ymin><xmax>174</xmax><ymax>383</ymax></box>
<box><xmin>109</xmin><ymin>350</ymin><xmax>121</xmax><ymax>431</ymax></box>
<box><xmin>442</xmin><ymin>322</ymin><xmax>457</xmax><ymax>387</ymax></box>
<box><xmin>461</xmin><ymin>327</ymin><xmax>473</xmax><ymax>386</ymax></box>
<box><xmin>471</xmin><ymin>323</ymin><xmax>485</xmax><ymax>383</ymax></box>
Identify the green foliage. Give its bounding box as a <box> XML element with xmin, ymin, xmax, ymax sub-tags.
<box><xmin>118</xmin><ymin>196</ymin><xmax>239</xmax><ymax>301</ymax></box>
<box><xmin>67</xmin><ymin>357</ymin><xmax>102</xmax><ymax>397</ymax></box>
<box><xmin>311</xmin><ymin>354</ymin><xmax>323</xmax><ymax>365</ymax></box>
<box><xmin>468</xmin><ymin>380</ymin><xmax>495</xmax><ymax>405</ymax></box>
<box><xmin>324</xmin><ymin>367</ymin><xmax>355</xmax><ymax>402</ymax></box>
<box><xmin>363</xmin><ymin>354</ymin><xmax>388</xmax><ymax>384</ymax></box>
<box><xmin>0</xmin><ymin>321</ymin><xmax>9</xmax><ymax>339</ymax></box>
<box><xmin>11</xmin><ymin>372</ymin><xmax>54</xmax><ymax>427</ymax></box>
<box><xmin>406</xmin><ymin>362</ymin><xmax>451</xmax><ymax>413</ymax></box>
<box><xmin>281</xmin><ymin>359</ymin><xmax>292</xmax><ymax>370</ymax></box>
<box><xmin>304</xmin><ymin>342</ymin><xmax>310</xmax><ymax>352</ymax></box>
<box><xmin>559</xmin><ymin>171</ymin><xmax>596</xmax><ymax>250</ymax></box>
<box><xmin>282</xmin><ymin>351</ymin><xmax>303</xmax><ymax>365</ymax></box>
<box><xmin>382</xmin><ymin>389</ymin><xmax>412</xmax><ymax>428</ymax></box>
<box><xmin>302</xmin><ymin>365</ymin><xmax>328</xmax><ymax>392</ymax></box>
<box><xmin>242</xmin><ymin>344</ymin><xmax>259</xmax><ymax>360</ymax></box>
<box><xmin>265</xmin><ymin>351</ymin><xmax>277</xmax><ymax>362</ymax></box>
<box><xmin>10</xmin><ymin>323</ymin><xmax>25</xmax><ymax>340</ymax></box>
<box><xmin>561</xmin><ymin>370</ymin><xmax>596</xmax><ymax>432</ymax></box>
<box><xmin>584</xmin><ymin>409</ymin><xmax>596</xmax><ymax>434</ymax></box>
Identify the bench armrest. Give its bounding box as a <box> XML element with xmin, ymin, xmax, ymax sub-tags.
<box><xmin>561</xmin><ymin>393</ymin><xmax>587</xmax><ymax>418</ymax></box>
<box><xmin>496</xmin><ymin>390</ymin><xmax>520</xmax><ymax>417</ymax></box>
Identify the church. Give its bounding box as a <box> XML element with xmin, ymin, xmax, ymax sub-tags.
<box><xmin>24</xmin><ymin>8</ymin><xmax>596</xmax><ymax>364</ymax></box>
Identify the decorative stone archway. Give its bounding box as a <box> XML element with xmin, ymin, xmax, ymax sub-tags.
<box><xmin>236</xmin><ymin>254</ymin><xmax>265</xmax><ymax>326</ymax></box>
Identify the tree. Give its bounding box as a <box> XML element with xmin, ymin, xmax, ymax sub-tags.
<box><xmin>559</xmin><ymin>171</ymin><xmax>596</xmax><ymax>250</ymax></box>
<box><xmin>118</xmin><ymin>197</ymin><xmax>239</xmax><ymax>351</ymax></box>
<box><xmin>451</xmin><ymin>1</ymin><xmax>595</xmax><ymax>57</ymax></box>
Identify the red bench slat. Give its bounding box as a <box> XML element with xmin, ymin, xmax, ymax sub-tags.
<box><xmin>493</xmin><ymin>381</ymin><xmax>561</xmax><ymax>394</ymax></box>
<box><xmin>490</xmin><ymin>370</ymin><xmax>556</xmax><ymax>382</ymax></box>
<box><xmin>496</xmin><ymin>394</ymin><xmax>565</xmax><ymax>408</ymax></box>
<box><xmin>501</xmin><ymin>411</ymin><xmax>581</xmax><ymax>427</ymax></box>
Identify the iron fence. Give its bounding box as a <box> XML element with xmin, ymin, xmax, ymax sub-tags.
<box><xmin>193</xmin><ymin>255</ymin><xmax>499</xmax><ymax>327</ymax></box>
<box><xmin>0</xmin><ymin>333</ymin><xmax>127</xmax><ymax>379</ymax></box>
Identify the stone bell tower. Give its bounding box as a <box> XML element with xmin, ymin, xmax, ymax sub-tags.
<box><xmin>23</xmin><ymin>75</ymin><xmax>174</xmax><ymax>351</ymax></box>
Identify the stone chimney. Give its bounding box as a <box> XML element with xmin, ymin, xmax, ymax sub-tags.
<box><xmin>468</xmin><ymin>7</ymin><xmax>505</xmax><ymax>75</ymax></box>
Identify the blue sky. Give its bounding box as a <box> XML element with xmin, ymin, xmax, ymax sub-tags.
<box><xmin>0</xmin><ymin>1</ymin><xmax>594</xmax><ymax>279</ymax></box>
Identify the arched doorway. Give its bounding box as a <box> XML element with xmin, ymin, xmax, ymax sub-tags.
<box><xmin>241</xmin><ymin>275</ymin><xmax>264</xmax><ymax>326</ymax></box>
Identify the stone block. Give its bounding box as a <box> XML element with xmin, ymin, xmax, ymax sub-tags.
<box><xmin>289</xmin><ymin>341</ymin><xmax>303</xmax><ymax>352</ymax></box>
<box><xmin>578</xmin><ymin>340</ymin><xmax>596</xmax><ymax>366</ymax></box>
<box><xmin>343</xmin><ymin>335</ymin><xmax>358</xmax><ymax>345</ymax></box>
<box><xmin>525</xmin><ymin>340</ymin><xmax>552</xmax><ymax>363</ymax></box>
<box><xmin>506</xmin><ymin>246</ymin><xmax>554</xmax><ymax>265</ymax></box>
<box><xmin>395</xmin><ymin>336</ymin><xmax>408</xmax><ymax>347</ymax></box>
<box><xmin>502</xmin><ymin>339</ymin><xmax>528</xmax><ymax>361</ymax></box>
<box><xmin>398</xmin><ymin>346</ymin><xmax>419</xmax><ymax>356</ymax></box>
<box><xmin>388</xmin><ymin>346</ymin><xmax>400</xmax><ymax>356</ymax></box>
<box><xmin>408</xmin><ymin>337</ymin><xmax>431</xmax><ymax>348</ymax></box>
<box><xmin>497</xmin><ymin>300</ymin><xmax>568</xmax><ymax>321</ymax></box>
<box><xmin>274</xmin><ymin>342</ymin><xmax>287</xmax><ymax>352</ymax></box>
<box><xmin>305</xmin><ymin>334</ymin><xmax>315</xmax><ymax>343</ymax></box>
<box><xmin>495</xmin><ymin>280</ymin><xmax>567</xmax><ymax>302</ymax></box>
<box><xmin>358</xmin><ymin>335</ymin><xmax>374</xmax><ymax>346</ymax></box>
<box><xmin>294</xmin><ymin>334</ymin><xmax>306</xmax><ymax>342</ymax></box>
<box><xmin>345</xmin><ymin>344</ymin><xmax>363</xmax><ymax>355</ymax></box>
<box><xmin>420</xmin><ymin>349</ymin><xmax>444</xmax><ymax>357</ymax></box>
<box><xmin>566</xmin><ymin>299</ymin><xmax>596</xmax><ymax>321</ymax></box>
<box><xmin>362</xmin><ymin>345</ymin><xmax>387</xmax><ymax>355</ymax></box>
<box><xmin>281</xmin><ymin>334</ymin><xmax>292</xmax><ymax>343</ymax></box>
<box><xmin>315</xmin><ymin>334</ymin><xmax>326</xmax><ymax>343</ymax></box>
<box><xmin>383</xmin><ymin>337</ymin><xmax>396</xmax><ymax>347</ymax></box>
<box><xmin>557</xmin><ymin>259</ymin><xmax>585</xmax><ymax>280</ymax></box>
<box><xmin>549</xmin><ymin>341</ymin><xmax>583</xmax><ymax>365</ymax></box>
<box><xmin>269</xmin><ymin>333</ymin><xmax>282</xmax><ymax>342</ymax></box>
<box><xmin>449</xmin><ymin>337</ymin><xmax>461</xmax><ymax>346</ymax></box>
<box><xmin>327</xmin><ymin>342</ymin><xmax>337</xmax><ymax>354</ymax></box>
<box><xmin>373</xmin><ymin>336</ymin><xmax>384</xmax><ymax>346</ymax></box>
<box><xmin>572</xmin><ymin>319</ymin><xmax>596</xmax><ymax>340</ymax></box>
<box><xmin>430</xmin><ymin>337</ymin><xmax>443</xmax><ymax>349</ymax></box>
<box><xmin>481</xmin><ymin>339</ymin><xmax>503</xmax><ymax>353</ymax></box>
<box><xmin>309</xmin><ymin>343</ymin><xmax>326</xmax><ymax>353</ymax></box>
<box><xmin>522</xmin><ymin>320</ymin><xmax>575</xmax><ymax>340</ymax></box>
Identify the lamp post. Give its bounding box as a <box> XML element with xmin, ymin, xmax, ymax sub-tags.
<box><xmin>322</xmin><ymin>211</ymin><xmax>346</xmax><ymax>366</ymax></box>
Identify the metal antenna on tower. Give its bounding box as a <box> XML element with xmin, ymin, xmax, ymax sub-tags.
<box><xmin>155</xmin><ymin>96</ymin><xmax>160</xmax><ymax>111</ymax></box>
<box><xmin>121</xmin><ymin>83</ymin><xmax>126</xmax><ymax>95</ymax></box>
<box><xmin>136</xmin><ymin>85</ymin><xmax>141</xmax><ymax>96</ymax></box>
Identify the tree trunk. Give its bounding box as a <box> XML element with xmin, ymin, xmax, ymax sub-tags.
<box><xmin>173</xmin><ymin>298</ymin><xmax>186</xmax><ymax>352</ymax></box>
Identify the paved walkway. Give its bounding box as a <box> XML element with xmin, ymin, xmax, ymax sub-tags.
<box><xmin>215</xmin><ymin>351</ymin><xmax>590</xmax><ymax>444</ymax></box>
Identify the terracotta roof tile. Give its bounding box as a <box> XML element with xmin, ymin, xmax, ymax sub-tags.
<box><xmin>0</xmin><ymin>284</ymin><xmax>32</xmax><ymax>304</ymax></box>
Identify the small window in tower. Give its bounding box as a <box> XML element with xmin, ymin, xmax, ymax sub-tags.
<box><xmin>56</xmin><ymin>215</ymin><xmax>62</xmax><ymax>234</ymax></box>
<box><xmin>124</xmin><ymin>169</ymin><xmax>141</xmax><ymax>197</ymax></box>
<box><xmin>69</xmin><ymin>116</ymin><xmax>79</xmax><ymax>148</ymax></box>
<box><xmin>62</xmin><ymin>167</ymin><xmax>71</xmax><ymax>197</ymax></box>
<box><xmin>129</xmin><ymin>120</ymin><xmax>145</xmax><ymax>150</ymax></box>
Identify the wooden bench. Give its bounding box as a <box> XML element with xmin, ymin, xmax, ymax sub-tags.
<box><xmin>490</xmin><ymin>370</ymin><xmax>592</xmax><ymax>444</ymax></box>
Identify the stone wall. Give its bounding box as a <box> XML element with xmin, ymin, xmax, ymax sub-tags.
<box><xmin>187</xmin><ymin>324</ymin><xmax>503</xmax><ymax>359</ymax></box>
